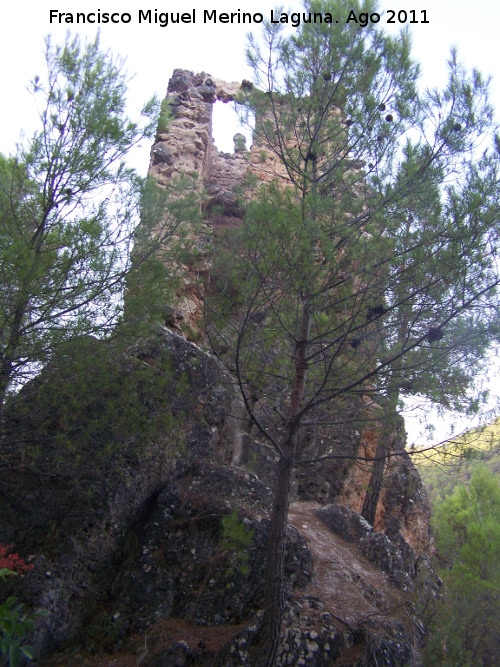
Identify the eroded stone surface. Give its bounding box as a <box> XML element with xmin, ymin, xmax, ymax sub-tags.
<box><xmin>144</xmin><ymin>69</ymin><xmax>289</xmax><ymax>339</ymax></box>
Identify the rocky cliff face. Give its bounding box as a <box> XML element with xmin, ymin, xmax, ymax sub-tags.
<box><xmin>0</xmin><ymin>329</ymin><xmax>437</xmax><ymax>666</ymax></box>
<box><xmin>0</xmin><ymin>69</ymin><xmax>438</xmax><ymax>667</ymax></box>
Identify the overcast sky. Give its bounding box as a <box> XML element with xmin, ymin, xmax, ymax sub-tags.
<box><xmin>2</xmin><ymin>1</ymin><xmax>500</xmax><ymax>158</ymax></box>
<box><xmin>1</xmin><ymin>0</ymin><xmax>499</xmax><ymax>443</ymax></box>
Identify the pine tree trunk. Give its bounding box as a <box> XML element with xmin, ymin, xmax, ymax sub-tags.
<box><xmin>361</xmin><ymin>441</ymin><xmax>387</xmax><ymax>526</ymax></box>
<box><xmin>0</xmin><ymin>358</ymin><xmax>14</xmax><ymax>426</ymax></box>
<box><xmin>0</xmin><ymin>302</ymin><xmax>28</xmax><ymax>422</ymax></box>
<box><xmin>361</xmin><ymin>388</ymin><xmax>399</xmax><ymax>526</ymax></box>
<box><xmin>254</xmin><ymin>298</ymin><xmax>310</xmax><ymax>665</ymax></box>
<box><xmin>254</xmin><ymin>448</ymin><xmax>294</xmax><ymax>666</ymax></box>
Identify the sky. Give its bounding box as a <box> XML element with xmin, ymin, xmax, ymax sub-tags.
<box><xmin>2</xmin><ymin>1</ymin><xmax>500</xmax><ymax>159</ymax></box>
<box><xmin>1</xmin><ymin>0</ymin><xmax>499</xmax><ymax>444</ymax></box>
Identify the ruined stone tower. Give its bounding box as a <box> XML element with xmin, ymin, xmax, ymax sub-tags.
<box><xmin>145</xmin><ymin>68</ymin><xmax>289</xmax><ymax>338</ymax></box>
<box><xmin>141</xmin><ymin>69</ymin><xmax>433</xmax><ymax>555</ymax></box>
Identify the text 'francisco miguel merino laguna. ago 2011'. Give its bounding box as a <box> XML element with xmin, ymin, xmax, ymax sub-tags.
<box><xmin>48</xmin><ymin>8</ymin><xmax>430</xmax><ymax>28</ymax></box>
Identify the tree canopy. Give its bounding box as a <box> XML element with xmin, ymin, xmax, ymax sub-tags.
<box><xmin>0</xmin><ymin>35</ymin><xmax>198</xmax><ymax>417</ymax></box>
<box><xmin>425</xmin><ymin>467</ymin><xmax>500</xmax><ymax>666</ymax></box>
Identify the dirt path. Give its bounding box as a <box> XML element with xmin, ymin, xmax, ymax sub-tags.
<box><xmin>288</xmin><ymin>501</ymin><xmax>405</xmax><ymax>631</ymax></box>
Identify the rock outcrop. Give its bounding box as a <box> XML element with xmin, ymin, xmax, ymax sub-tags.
<box><xmin>0</xmin><ymin>328</ymin><xmax>437</xmax><ymax>666</ymax></box>
<box><xmin>0</xmin><ymin>330</ymin><xmax>235</xmax><ymax>657</ymax></box>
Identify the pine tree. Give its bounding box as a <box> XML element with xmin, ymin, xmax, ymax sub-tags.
<box><xmin>0</xmin><ymin>35</ymin><xmax>197</xmax><ymax>419</ymax></box>
<box><xmin>207</xmin><ymin>1</ymin><xmax>500</xmax><ymax>662</ymax></box>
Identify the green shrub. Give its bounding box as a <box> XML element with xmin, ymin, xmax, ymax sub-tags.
<box><xmin>424</xmin><ymin>468</ymin><xmax>500</xmax><ymax>665</ymax></box>
<box><xmin>157</xmin><ymin>98</ymin><xmax>173</xmax><ymax>133</ymax></box>
<box><xmin>220</xmin><ymin>510</ymin><xmax>253</xmax><ymax>575</ymax></box>
<box><xmin>0</xmin><ymin>546</ymin><xmax>46</xmax><ymax>667</ymax></box>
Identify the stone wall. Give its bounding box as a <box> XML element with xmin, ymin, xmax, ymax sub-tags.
<box><xmin>146</xmin><ymin>69</ymin><xmax>289</xmax><ymax>338</ymax></box>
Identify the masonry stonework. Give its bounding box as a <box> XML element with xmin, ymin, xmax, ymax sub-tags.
<box><xmin>147</xmin><ymin>69</ymin><xmax>291</xmax><ymax>337</ymax></box>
